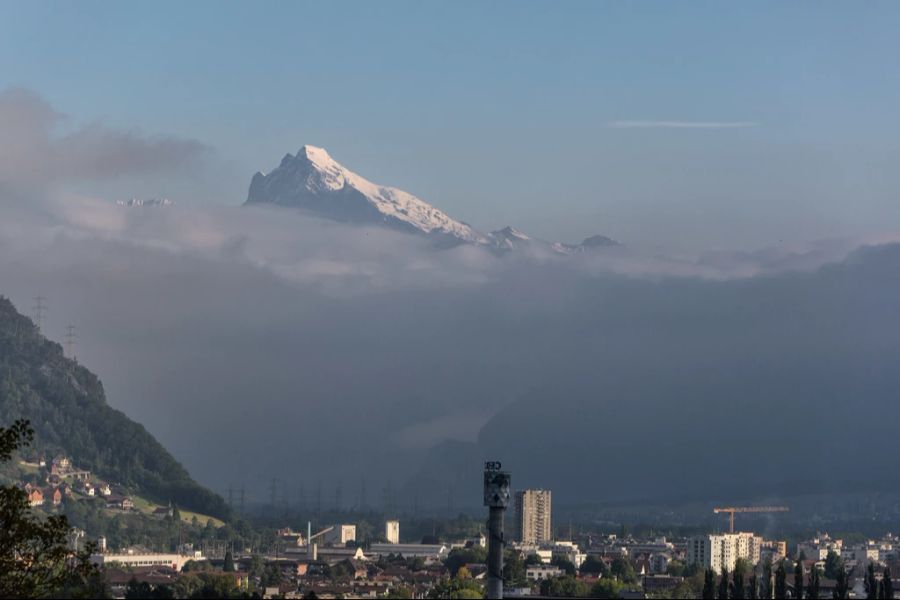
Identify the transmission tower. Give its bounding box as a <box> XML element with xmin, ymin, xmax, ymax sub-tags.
<box><xmin>65</xmin><ymin>324</ymin><xmax>77</xmax><ymax>360</ymax></box>
<box><xmin>32</xmin><ymin>296</ymin><xmax>47</xmax><ymax>333</ymax></box>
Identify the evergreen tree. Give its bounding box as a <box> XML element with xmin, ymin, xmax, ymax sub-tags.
<box><xmin>223</xmin><ymin>550</ymin><xmax>235</xmax><ymax>572</ymax></box>
<box><xmin>867</xmin><ymin>562</ymin><xmax>878</xmax><ymax>600</ymax></box>
<box><xmin>733</xmin><ymin>565</ymin><xmax>745</xmax><ymax>599</ymax></box>
<box><xmin>718</xmin><ymin>567</ymin><xmax>730</xmax><ymax>600</ymax></box>
<box><xmin>824</xmin><ymin>551</ymin><xmax>844</xmax><ymax>580</ymax></box>
<box><xmin>795</xmin><ymin>561</ymin><xmax>805</xmax><ymax>600</ymax></box>
<box><xmin>703</xmin><ymin>568</ymin><xmax>716</xmax><ymax>600</ymax></box>
<box><xmin>171</xmin><ymin>503</ymin><xmax>182</xmax><ymax>523</ymax></box>
<box><xmin>775</xmin><ymin>561</ymin><xmax>787</xmax><ymax>599</ymax></box>
<box><xmin>833</xmin><ymin>564</ymin><xmax>849</xmax><ymax>599</ymax></box>
<box><xmin>808</xmin><ymin>567</ymin><xmax>820</xmax><ymax>599</ymax></box>
<box><xmin>749</xmin><ymin>571</ymin><xmax>759</xmax><ymax>600</ymax></box>
<box><xmin>883</xmin><ymin>566</ymin><xmax>894</xmax><ymax>600</ymax></box>
<box><xmin>763</xmin><ymin>558</ymin><xmax>774</xmax><ymax>599</ymax></box>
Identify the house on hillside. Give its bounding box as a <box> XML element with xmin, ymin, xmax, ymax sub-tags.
<box><xmin>78</xmin><ymin>480</ymin><xmax>96</xmax><ymax>496</ymax></box>
<box><xmin>98</xmin><ymin>483</ymin><xmax>112</xmax><ymax>497</ymax></box>
<box><xmin>70</xmin><ymin>470</ymin><xmax>91</xmax><ymax>481</ymax></box>
<box><xmin>105</xmin><ymin>495</ymin><xmax>134</xmax><ymax>510</ymax></box>
<box><xmin>27</xmin><ymin>488</ymin><xmax>45</xmax><ymax>507</ymax></box>
<box><xmin>50</xmin><ymin>456</ymin><xmax>71</xmax><ymax>475</ymax></box>
<box><xmin>153</xmin><ymin>506</ymin><xmax>174</xmax><ymax>519</ymax></box>
<box><xmin>46</xmin><ymin>487</ymin><xmax>62</xmax><ymax>506</ymax></box>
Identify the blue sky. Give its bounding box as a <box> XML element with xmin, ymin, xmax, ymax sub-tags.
<box><xmin>3</xmin><ymin>1</ymin><xmax>900</xmax><ymax>249</ymax></box>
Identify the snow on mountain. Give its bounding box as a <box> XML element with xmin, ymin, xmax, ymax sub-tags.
<box><xmin>246</xmin><ymin>145</ymin><xmax>487</xmax><ymax>244</ymax></box>
<box><xmin>488</xmin><ymin>226</ymin><xmax>533</xmax><ymax>251</ymax></box>
<box><xmin>245</xmin><ymin>145</ymin><xmax>618</xmax><ymax>253</ymax></box>
<box><xmin>117</xmin><ymin>197</ymin><xmax>175</xmax><ymax>207</ymax></box>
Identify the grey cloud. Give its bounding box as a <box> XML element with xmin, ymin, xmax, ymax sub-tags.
<box><xmin>0</xmin><ymin>88</ymin><xmax>209</xmax><ymax>186</ymax></box>
<box><xmin>2</xmin><ymin>191</ymin><xmax>898</xmax><ymax>510</ymax></box>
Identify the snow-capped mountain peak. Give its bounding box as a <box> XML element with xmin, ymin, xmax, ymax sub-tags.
<box><xmin>493</xmin><ymin>226</ymin><xmax>531</xmax><ymax>240</ymax></box>
<box><xmin>246</xmin><ymin>145</ymin><xmax>618</xmax><ymax>253</ymax></box>
<box><xmin>247</xmin><ymin>146</ymin><xmax>486</xmax><ymax>244</ymax></box>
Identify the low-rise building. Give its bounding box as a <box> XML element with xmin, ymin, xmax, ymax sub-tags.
<box><xmin>46</xmin><ymin>487</ymin><xmax>62</xmax><ymax>506</ymax></box>
<box><xmin>105</xmin><ymin>495</ymin><xmax>134</xmax><ymax>510</ymax></box>
<box><xmin>27</xmin><ymin>488</ymin><xmax>44</xmax><ymax>507</ymax></box>
<box><xmin>526</xmin><ymin>564</ymin><xmax>563</xmax><ymax>581</ymax></box>
<box><xmin>90</xmin><ymin>550</ymin><xmax>202</xmax><ymax>572</ymax></box>
<box><xmin>368</xmin><ymin>543</ymin><xmax>448</xmax><ymax>560</ymax></box>
<box><xmin>797</xmin><ymin>535</ymin><xmax>842</xmax><ymax>561</ymax></box>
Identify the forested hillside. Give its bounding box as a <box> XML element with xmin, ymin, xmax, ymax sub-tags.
<box><xmin>0</xmin><ymin>295</ymin><xmax>230</xmax><ymax>520</ymax></box>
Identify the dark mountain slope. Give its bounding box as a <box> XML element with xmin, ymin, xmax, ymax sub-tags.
<box><xmin>0</xmin><ymin>295</ymin><xmax>230</xmax><ymax>520</ymax></box>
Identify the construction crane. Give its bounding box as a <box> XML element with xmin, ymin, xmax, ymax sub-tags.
<box><xmin>713</xmin><ymin>506</ymin><xmax>789</xmax><ymax>533</ymax></box>
<box><xmin>306</xmin><ymin>522</ymin><xmax>334</xmax><ymax>560</ymax></box>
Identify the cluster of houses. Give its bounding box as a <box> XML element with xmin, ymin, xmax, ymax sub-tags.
<box><xmin>17</xmin><ymin>454</ymin><xmax>134</xmax><ymax>512</ymax></box>
<box><xmin>94</xmin><ymin>522</ymin><xmax>690</xmax><ymax>599</ymax></box>
<box><xmin>82</xmin><ymin>522</ymin><xmax>900</xmax><ymax>599</ymax></box>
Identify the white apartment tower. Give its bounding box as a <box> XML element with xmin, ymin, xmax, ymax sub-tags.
<box><xmin>385</xmin><ymin>520</ymin><xmax>400</xmax><ymax>544</ymax></box>
<box><xmin>515</xmin><ymin>489</ymin><xmax>552</xmax><ymax>544</ymax></box>
<box><xmin>686</xmin><ymin>532</ymin><xmax>763</xmax><ymax>574</ymax></box>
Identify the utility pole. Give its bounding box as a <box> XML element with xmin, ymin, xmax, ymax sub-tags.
<box><xmin>484</xmin><ymin>461</ymin><xmax>510</xmax><ymax>600</ymax></box>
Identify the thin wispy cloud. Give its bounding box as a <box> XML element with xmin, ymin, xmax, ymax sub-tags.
<box><xmin>607</xmin><ymin>120</ymin><xmax>757</xmax><ymax>129</ymax></box>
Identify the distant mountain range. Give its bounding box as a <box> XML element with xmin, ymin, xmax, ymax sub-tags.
<box><xmin>0</xmin><ymin>296</ymin><xmax>229</xmax><ymax>520</ymax></box>
<box><xmin>246</xmin><ymin>145</ymin><xmax>618</xmax><ymax>254</ymax></box>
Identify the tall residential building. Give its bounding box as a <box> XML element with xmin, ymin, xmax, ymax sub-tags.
<box><xmin>515</xmin><ymin>489</ymin><xmax>552</xmax><ymax>544</ymax></box>
<box><xmin>385</xmin><ymin>520</ymin><xmax>400</xmax><ymax>544</ymax></box>
<box><xmin>686</xmin><ymin>532</ymin><xmax>763</xmax><ymax>574</ymax></box>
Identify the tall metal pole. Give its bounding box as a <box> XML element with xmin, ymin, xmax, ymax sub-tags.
<box><xmin>488</xmin><ymin>505</ymin><xmax>504</xmax><ymax>599</ymax></box>
<box><xmin>484</xmin><ymin>461</ymin><xmax>510</xmax><ymax>599</ymax></box>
